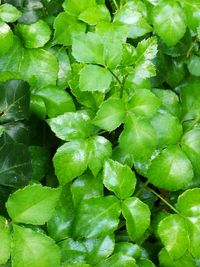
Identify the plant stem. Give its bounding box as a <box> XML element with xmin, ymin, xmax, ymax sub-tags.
<box><xmin>108</xmin><ymin>68</ymin><xmax>122</xmax><ymax>85</ymax></box>
<box><xmin>134</xmin><ymin>180</ymin><xmax>149</xmax><ymax>197</ymax></box>
<box><xmin>120</xmin><ymin>74</ymin><xmax>128</xmax><ymax>99</ymax></box>
<box><xmin>112</xmin><ymin>0</ymin><xmax>119</xmax><ymax>10</ymax></box>
<box><xmin>150</xmin><ymin>188</ymin><xmax>182</xmax><ymax>215</ymax></box>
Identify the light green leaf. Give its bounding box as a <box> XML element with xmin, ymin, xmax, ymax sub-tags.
<box><xmin>16</xmin><ymin>20</ymin><xmax>51</xmax><ymax>48</ymax></box>
<box><xmin>0</xmin><ymin>3</ymin><xmax>21</xmax><ymax>22</ymax></box>
<box><xmin>53</xmin><ymin>140</ymin><xmax>88</xmax><ymax>184</ymax></box>
<box><xmin>103</xmin><ymin>159</ymin><xmax>136</xmax><ymax>199</ymax></box>
<box><xmin>6</xmin><ymin>184</ymin><xmax>60</xmax><ymax>225</ymax></box>
<box><xmin>35</xmin><ymin>85</ymin><xmax>75</xmax><ymax>118</ymax></box>
<box><xmin>87</xmin><ymin>135</ymin><xmax>112</xmax><ymax>176</ymax></box>
<box><xmin>114</xmin><ymin>1</ymin><xmax>151</xmax><ymax>39</ymax></box>
<box><xmin>114</xmin><ymin>242</ymin><xmax>141</xmax><ymax>259</ymax></box>
<box><xmin>151</xmin><ymin>111</ymin><xmax>183</xmax><ymax>148</ymax></box>
<box><xmin>73</xmin><ymin>196</ymin><xmax>121</xmax><ymax>238</ymax></box>
<box><xmin>79</xmin><ymin>65</ymin><xmax>112</xmax><ymax>92</ymax></box>
<box><xmin>96</xmin><ymin>253</ymin><xmax>137</xmax><ymax>267</ymax></box>
<box><xmin>148</xmin><ymin>145</ymin><xmax>193</xmax><ymax>191</ymax></box>
<box><xmin>158</xmin><ymin>214</ymin><xmax>189</xmax><ymax>260</ymax></box>
<box><xmin>188</xmin><ymin>55</ymin><xmax>200</xmax><ymax>77</ymax></box>
<box><xmin>137</xmin><ymin>258</ymin><xmax>156</xmax><ymax>267</ymax></box>
<box><xmin>30</xmin><ymin>94</ymin><xmax>46</xmax><ymax>119</ymax></box>
<box><xmin>93</xmin><ymin>97</ymin><xmax>126</xmax><ymax>131</ymax></box>
<box><xmin>152</xmin><ymin>0</ymin><xmax>186</xmax><ymax>46</ymax></box>
<box><xmin>63</xmin><ymin>0</ymin><xmax>96</xmax><ymax>16</ymax></box>
<box><xmin>12</xmin><ymin>225</ymin><xmax>61</xmax><ymax>267</ymax></box>
<box><xmin>181</xmin><ymin>0</ymin><xmax>200</xmax><ymax>31</ymax></box>
<box><xmin>0</xmin><ymin>22</ymin><xmax>13</xmax><ymax>55</ymax></box>
<box><xmin>84</xmin><ymin>235</ymin><xmax>115</xmax><ymax>265</ymax></box>
<box><xmin>0</xmin><ymin>217</ymin><xmax>11</xmax><ymax>265</ymax></box>
<box><xmin>187</xmin><ymin>221</ymin><xmax>200</xmax><ymax>258</ymax></box>
<box><xmin>54</xmin><ymin>12</ymin><xmax>86</xmax><ymax>46</ymax></box>
<box><xmin>79</xmin><ymin>5</ymin><xmax>111</xmax><ymax>25</ymax></box>
<box><xmin>71</xmin><ymin>173</ymin><xmax>103</xmax><ymax>208</ymax></box>
<box><xmin>48</xmin><ymin>111</ymin><xmax>94</xmax><ymax>141</ymax></box>
<box><xmin>122</xmin><ymin>197</ymin><xmax>151</xmax><ymax>242</ymax></box>
<box><xmin>128</xmin><ymin>89</ymin><xmax>161</xmax><ymax>118</ymax></box>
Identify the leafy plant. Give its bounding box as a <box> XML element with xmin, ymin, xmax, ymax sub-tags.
<box><xmin>1</xmin><ymin>0</ymin><xmax>200</xmax><ymax>266</ymax></box>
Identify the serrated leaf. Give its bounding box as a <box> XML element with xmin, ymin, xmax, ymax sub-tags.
<box><xmin>0</xmin><ymin>3</ymin><xmax>22</xmax><ymax>22</ymax></box>
<box><xmin>48</xmin><ymin>111</ymin><xmax>94</xmax><ymax>141</ymax></box>
<box><xmin>93</xmin><ymin>97</ymin><xmax>125</xmax><ymax>131</ymax></box>
<box><xmin>71</xmin><ymin>173</ymin><xmax>103</xmax><ymax>208</ymax></box>
<box><xmin>103</xmin><ymin>159</ymin><xmax>136</xmax><ymax>199</ymax></box>
<box><xmin>158</xmin><ymin>214</ymin><xmax>189</xmax><ymax>260</ymax></box>
<box><xmin>79</xmin><ymin>5</ymin><xmax>111</xmax><ymax>25</ymax></box>
<box><xmin>16</xmin><ymin>20</ymin><xmax>51</xmax><ymax>48</ymax></box>
<box><xmin>6</xmin><ymin>184</ymin><xmax>60</xmax><ymax>225</ymax></box>
<box><xmin>153</xmin><ymin>0</ymin><xmax>186</xmax><ymax>46</ymax></box>
<box><xmin>53</xmin><ymin>140</ymin><xmax>88</xmax><ymax>184</ymax></box>
<box><xmin>73</xmin><ymin>196</ymin><xmax>121</xmax><ymax>238</ymax></box>
<box><xmin>79</xmin><ymin>65</ymin><xmax>112</xmax><ymax>93</ymax></box>
<box><xmin>12</xmin><ymin>225</ymin><xmax>61</xmax><ymax>267</ymax></box>
<box><xmin>122</xmin><ymin>197</ymin><xmax>151</xmax><ymax>242</ymax></box>
<box><xmin>148</xmin><ymin>145</ymin><xmax>193</xmax><ymax>191</ymax></box>
<box><xmin>0</xmin><ymin>217</ymin><xmax>11</xmax><ymax>265</ymax></box>
<box><xmin>96</xmin><ymin>253</ymin><xmax>137</xmax><ymax>267</ymax></box>
<box><xmin>0</xmin><ymin>21</ymin><xmax>13</xmax><ymax>55</ymax></box>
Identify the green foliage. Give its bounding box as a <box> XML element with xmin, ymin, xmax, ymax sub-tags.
<box><xmin>1</xmin><ymin>0</ymin><xmax>200</xmax><ymax>266</ymax></box>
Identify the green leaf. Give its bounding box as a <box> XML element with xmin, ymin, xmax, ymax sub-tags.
<box><xmin>12</xmin><ymin>225</ymin><xmax>61</xmax><ymax>267</ymax></box>
<box><xmin>0</xmin><ymin>22</ymin><xmax>13</xmax><ymax>55</ymax></box>
<box><xmin>122</xmin><ymin>197</ymin><xmax>151</xmax><ymax>242</ymax></box>
<box><xmin>16</xmin><ymin>19</ymin><xmax>51</xmax><ymax>48</ymax></box>
<box><xmin>137</xmin><ymin>258</ymin><xmax>156</xmax><ymax>267</ymax></box>
<box><xmin>119</xmin><ymin>114</ymin><xmax>157</xmax><ymax>161</ymax></box>
<box><xmin>48</xmin><ymin>185</ymin><xmax>74</xmax><ymax>242</ymax></box>
<box><xmin>48</xmin><ymin>111</ymin><xmax>94</xmax><ymax>141</ymax></box>
<box><xmin>84</xmin><ymin>235</ymin><xmax>115</xmax><ymax>265</ymax></box>
<box><xmin>152</xmin><ymin>0</ymin><xmax>186</xmax><ymax>46</ymax></box>
<box><xmin>187</xmin><ymin>221</ymin><xmax>200</xmax><ymax>258</ymax></box>
<box><xmin>181</xmin><ymin>0</ymin><xmax>200</xmax><ymax>31</ymax></box>
<box><xmin>114</xmin><ymin>1</ymin><xmax>152</xmax><ymax>39</ymax></box>
<box><xmin>150</xmin><ymin>111</ymin><xmax>183</xmax><ymax>148</ymax></box>
<box><xmin>103</xmin><ymin>159</ymin><xmax>136</xmax><ymax>199</ymax></box>
<box><xmin>53</xmin><ymin>140</ymin><xmax>88</xmax><ymax>184</ymax></box>
<box><xmin>53</xmin><ymin>12</ymin><xmax>86</xmax><ymax>46</ymax></box>
<box><xmin>59</xmin><ymin>238</ymin><xmax>87</xmax><ymax>263</ymax></box>
<box><xmin>73</xmin><ymin>196</ymin><xmax>121</xmax><ymax>238</ymax></box>
<box><xmin>30</xmin><ymin>94</ymin><xmax>46</xmax><ymax>119</ymax></box>
<box><xmin>128</xmin><ymin>89</ymin><xmax>161</xmax><ymax>118</ymax></box>
<box><xmin>158</xmin><ymin>214</ymin><xmax>190</xmax><ymax>260</ymax></box>
<box><xmin>148</xmin><ymin>145</ymin><xmax>193</xmax><ymax>191</ymax></box>
<box><xmin>0</xmin><ymin>217</ymin><xmax>11</xmax><ymax>265</ymax></box>
<box><xmin>87</xmin><ymin>135</ymin><xmax>112</xmax><ymax>176</ymax></box>
<box><xmin>114</xmin><ymin>242</ymin><xmax>141</xmax><ymax>259</ymax></box>
<box><xmin>0</xmin><ymin>3</ymin><xmax>22</xmax><ymax>22</ymax></box>
<box><xmin>63</xmin><ymin>0</ymin><xmax>96</xmax><ymax>16</ymax></box>
<box><xmin>29</xmin><ymin>146</ymin><xmax>50</xmax><ymax>181</ymax></box>
<box><xmin>71</xmin><ymin>173</ymin><xmax>103</xmax><ymax>208</ymax></box>
<box><xmin>6</xmin><ymin>184</ymin><xmax>60</xmax><ymax>225</ymax></box>
<box><xmin>93</xmin><ymin>97</ymin><xmax>126</xmax><ymax>131</ymax></box>
<box><xmin>79</xmin><ymin>65</ymin><xmax>112</xmax><ymax>93</ymax></box>
<box><xmin>187</xmin><ymin>55</ymin><xmax>200</xmax><ymax>77</ymax></box>
<box><xmin>0</xmin><ymin>79</ymin><xmax>30</xmax><ymax>123</ymax></box>
<box><xmin>35</xmin><ymin>85</ymin><xmax>75</xmax><ymax>118</ymax></box>
<box><xmin>79</xmin><ymin>5</ymin><xmax>111</xmax><ymax>25</ymax></box>
<box><xmin>96</xmin><ymin>253</ymin><xmax>137</xmax><ymax>267</ymax></box>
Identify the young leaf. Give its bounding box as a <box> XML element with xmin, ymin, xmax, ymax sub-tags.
<box><xmin>53</xmin><ymin>141</ymin><xmax>88</xmax><ymax>184</ymax></box>
<box><xmin>93</xmin><ymin>97</ymin><xmax>126</xmax><ymax>131</ymax></box>
<box><xmin>48</xmin><ymin>111</ymin><xmax>94</xmax><ymax>141</ymax></box>
<box><xmin>103</xmin><ymin>159</ymin><xmax>136</xmax><ymax>199</ymax></box>
<box><xmin>187</xmin><ymin>221</ymin><xmax>200</xmax><ymax>258</ymax></box>
<box><xmin>122</xmin><ymin>197</ymin><xmax>151</xmax><ymax>242</ymax></box>
<box><xmin>79</xmin><ymin>5</ymin><xmax>111</xmax><ymax>25</ymax></box>
<box><xmin>6</xmin><ymin>184</ymin><xmax>60</xmax><ymax>225</ymax></box>
<box><xmin>79</xmin><ymin>65</ymin><xmax>112</xmax><ymax>92</ymax></box>
<box><xmin>12</xmin><ymin>225</ymin><xmax>61</xmax><ymax>267</ymax></box>
<box><xmin>0</xmin><ymin>3</ymin><xmax>22</xmax><ymax>22</ymax></box>
<box><xmin>152</xmin><ymin>0</ymin><xmax>186</xmax><ymax>46</ymax></box>
<box><xmin>95</xmin><ymin>253</ymin><xmax>137</xmax><ymax>267</ymax></box>
<box><xmin>0</xmin><ymin>22</ymin><xmax>13</xmax><ymax>55</ymax></box>
<box><xmin>158</xmin><ymin>214</ymin><xmax>190</xmax><ymax>260</ymax></box>
<box><xmin>73</xmin><ymin>196</ymin><xmax>121</xmax><ymax>238</ymax></box>
<box><xmin>16</xmin><ymin>20</ymin><xmax>51</xmax><ymax>48</ymax></box>
<box><xmin>148</xmin><ymin>145</ymin><xmax>193</xmax><ymax>191</ymax></box>
<box><xmin>0</xmin><ymin>217</ymin><xmax>11</xmax><ymax>265</ymax></box>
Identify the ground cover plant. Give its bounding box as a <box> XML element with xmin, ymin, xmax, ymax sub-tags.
<box><xmin>1</xmin><ymin>0</ymin><xmax>200</xmax><ymax>266</ymax></box>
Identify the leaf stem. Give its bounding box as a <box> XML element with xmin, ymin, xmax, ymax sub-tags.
<box><xmin>112</xmin><ymin>0</ymin><xmax>119</xmax><ymax>10</ymax></box>
<box><xmin>120</xmin><ymin>74</ymin><xmax>128</xmax><ymax>99</ymax></box>
<box><xmin>150</xmin><ymin>188</ymin><xmax>182</xmax><ymax>215</ymax></box>
<box><xmin>134</xmin><ymin>180</ymin><xmax>149</xmax><ymax>197</ymax></box>
<box><xmin>108</xmin><ymin>68</ymin><xmax>122</xmax><ymax>85</ymax></box>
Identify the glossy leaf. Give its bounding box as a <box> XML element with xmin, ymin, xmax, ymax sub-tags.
<box><xmin>188</xmin><ymin>55</ymin><xmax>200</xmax><ymax>77</ymax></box>
<box><xmin>122</xmin><ymin>197</ymin><xmax>151</xmax><ymax>242</ymax></box>
<box><xmin>73</xmin><ymin>196</ymin><xmax>121</xmax><ymax>238</ymax></box>
<box><xmin>103</xmin><ymin>159</ymin><xmax>136</xmax><ymax>199</ymax></box>
<box><xmin>114</xmin><ymin>242</ymin><xmax>141</xmax><ymax>259</ymax></box>
<box><xmin>96</xmin><ymin>253</ymin><xmax>137</xmax><ymax>267</ymax></box>
<box><xmin>0</xmin><ymin>3</ymin><xmax>22</xmax><ymax>22</ymax></box>
<box><xmin>79</xmin><ymin>5</ymin><xmax>111</xmax><ymax>25</ymax></box>
<box><xmin>0</xmin><ymin>22</ymin><xmax>13</xmax><ymax>55</ymax></box>
<box><xmin>6</xmin><ymin>184</ymin><xmax>60</xmax><ymax>225</ymax></box>
<box><xmin>12</xmin><ymin>225</ymin><xmax>61</xmax><ymax>267</ymax></box>
<box><xmin>148</xmin><ymin>145</ymin><xmax>193</xmax><ymax>191</ymax></box>
<box><xmin>63</xmin><ymin>0</ymin><xmax>96</xmax><ymax>16</ymax></box>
